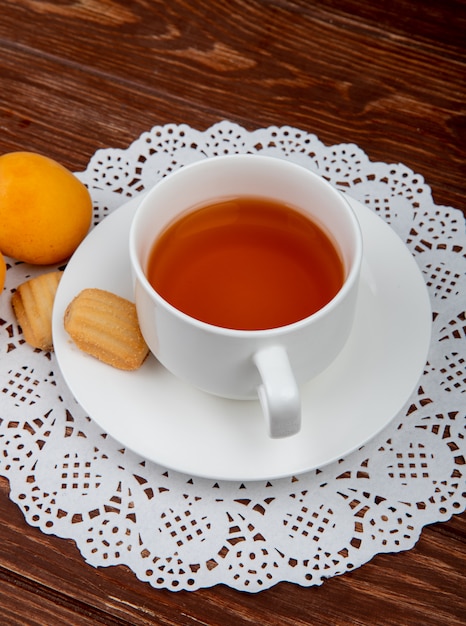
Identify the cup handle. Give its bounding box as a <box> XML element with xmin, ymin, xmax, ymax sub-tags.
<box><xmin>253</xmin><ymin>345</ymin><xmax>301</xmax><ymax>438</ymax></box>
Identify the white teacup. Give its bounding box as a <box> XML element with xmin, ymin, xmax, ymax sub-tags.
<box><xmin>129</xmin><ymin>155</ymin><xmax>362</xmax><ymax>438</ymax></box>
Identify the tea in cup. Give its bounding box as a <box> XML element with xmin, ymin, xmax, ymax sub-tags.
<box><xmin>129</xmin><ymin>155</ymin><xmax>362</xmax><ymax>438</ymax></box>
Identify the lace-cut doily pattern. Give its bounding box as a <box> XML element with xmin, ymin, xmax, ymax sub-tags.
<box><xmin>0</xmin><ymin>122</ymin><xmax>464</xmax><ymax>592</ymax></box>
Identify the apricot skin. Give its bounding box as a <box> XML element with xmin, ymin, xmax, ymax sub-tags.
<box><xmin>0</xmin><ymin>152</ymin><xmax>92</xmax><ymax>265</ymax></box>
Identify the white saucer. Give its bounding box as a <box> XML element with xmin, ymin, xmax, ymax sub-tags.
<box><xmin>52</xmin><ymin>195</ymin><xmax>432</xmax><ymax>481</ymax></box>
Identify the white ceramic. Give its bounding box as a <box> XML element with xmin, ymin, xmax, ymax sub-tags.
<box><xmin>52</xmin><ymin>194</ymin><xmax>431</xmax><ymax>481</ymax></box>
<box><xmin>129</xmin><ymin>156</ymin><xmax>363</xmax><ymax>438</ymax></box>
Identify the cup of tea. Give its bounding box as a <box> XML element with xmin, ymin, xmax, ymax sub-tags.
<box><xmin>129</xmin><ymin>155</ymin><xmax>362</xmax><ymax>438</ymax></box>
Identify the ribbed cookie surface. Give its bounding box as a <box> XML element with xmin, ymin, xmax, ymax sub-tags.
<box><xmin>64</xmin><ymin>288</ymin><xmax>149</xmax><ymax>371</ymax></box>
<box><xmin>11</xmin><ymin>271</ymin><xmax>63</xmax><ymax>350</ymax></box>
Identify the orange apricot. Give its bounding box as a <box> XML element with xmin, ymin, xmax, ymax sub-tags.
<box><xmin>0</xmin><ymin>151</ymin><xmax>92</xmax><ymax>265</ymax></box>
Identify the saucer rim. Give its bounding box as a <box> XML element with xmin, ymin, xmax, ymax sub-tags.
<box><xmin>52</xmin><ymin>194</ymin><xmax>432</xmax><ymax>481</ymax></box>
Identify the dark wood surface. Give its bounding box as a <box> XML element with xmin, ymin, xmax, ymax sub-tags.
<box><xmin>1</xmin><ymin>1</ymin><xmax>465</xmax><ymax>624</ymax></box>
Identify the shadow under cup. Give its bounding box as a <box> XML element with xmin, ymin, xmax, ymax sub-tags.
<box><xmin>129</xmin><ymin>155</ymin><xmax>363</xmax><ymax>438</ymax></box>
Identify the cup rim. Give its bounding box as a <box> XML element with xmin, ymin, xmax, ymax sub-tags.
<box><xmin>129</xmin><ymin>155</ymin><xmax>363</xmax><ymax>338</ymax></box>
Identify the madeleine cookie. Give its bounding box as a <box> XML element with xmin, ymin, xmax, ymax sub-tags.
<box><xmin>64</xmin><ymin>288</ymin><xmax>149</xmax><ymax>371</ymax></box>
<box><xmin>11</xmin><ymin>271</ymin><xmax>63</xmax><ymax>350</ymax></box>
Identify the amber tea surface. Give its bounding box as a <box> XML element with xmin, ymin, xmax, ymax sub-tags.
<box><xmin>147</xmin><ymin>197</ymin><xmax>344</xmax><ymax>330</ymax></box>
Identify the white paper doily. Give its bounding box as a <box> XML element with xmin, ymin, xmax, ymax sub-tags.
<box><xmin>1</xmin><ymin>122</ymin><xmax>464</xmax><ymax>592</ymax></box>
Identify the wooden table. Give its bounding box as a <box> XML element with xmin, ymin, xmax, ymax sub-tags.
<box><xmin>1</xmin><ymin>1</ymin><xmax>465</xmax><ymax>624</ymax></box>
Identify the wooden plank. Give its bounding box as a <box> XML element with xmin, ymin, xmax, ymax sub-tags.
<box><xmin>1</xmin><ymin>477</ymin><xmax>465</xmax><ymax>625</ymax></box>
<box><xmin>0</xmin><ymin>0</ymin><xmax>464</xmax><ymax>623</ymax></box>
<box><xmin>0</xmin><ymin>2</ymin><xmax>464</xmax><ymax>207</ymax></box>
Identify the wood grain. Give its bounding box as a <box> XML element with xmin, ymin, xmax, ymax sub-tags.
<box><xmin>1</xmin><ymin>1</ymin><xmax>465</xmax><ymax>207</ymax></box>
<box><xmin>1</xmin><ymin>476</ymin><xmax>465</xmax><ymax>625</ymax></box>
<box><xmin>0</xmin><ymin>0</ymin><xmax>465</xmax><ymax>624</ymax></box>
